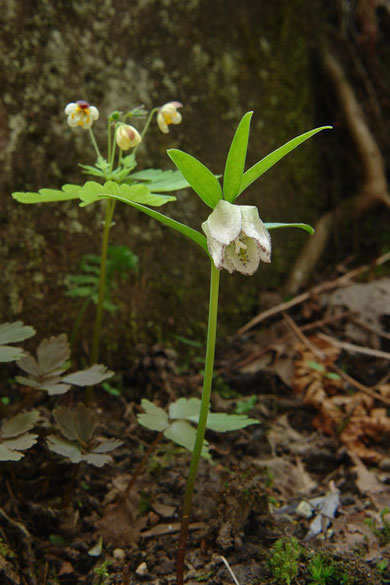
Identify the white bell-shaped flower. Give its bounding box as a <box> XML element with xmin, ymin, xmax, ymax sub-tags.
<box><xmin>201</xmin><ymin>200</ymin><xmax>271</xmax><ymax>275</ymax></box>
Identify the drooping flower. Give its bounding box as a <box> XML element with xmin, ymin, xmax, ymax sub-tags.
<box><xmin>157</xmin><ymin>101</ymin><xmax>183</xmax><ymax>134</ymax></box>
<box><xmin>201</xmin><ymin>200</ymin><xmax>271</xmax><ymax>275</ymax></box>
<box><xmin>116</xmin><ymin>124</ymin><xmax>142</xmax><ymax>150</ymax></box>
<box><xmin>64</xmin><ymin>100</ymin><xmax>99</xmax><ymax>129</ymax></box>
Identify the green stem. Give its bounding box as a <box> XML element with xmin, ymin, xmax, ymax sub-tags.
<box><xmin>176</xmin><ymin>262</ymin><xmax>220</xmax><ymax>585</ymax></box>
<box><xmin>90</xmin><ymin>198</ymin><xmax>116</xmax><ymax>367</ymax></box>
<box><xmin>107</xmin><ymin>120</ymin><xmax>112</xmax><ymax>165</ymax></box>
<box><xmin>133</xmin><ymin>107</ymin><xmax>158</xmax><ymax>157</ymax></box>
<box><xmin>69</xmin><ymin>297</ymin><xmax>91</xmax><ymax>351</ymax></box>
<box><xmin>109</xmin><ymin>124</ymin><xmax>118</xmax><ymax>171</ymax></box>
<box><xmin>88</xmin><ymin>128</ymin><xmax>102</xmax><ymax>159</ymax></box>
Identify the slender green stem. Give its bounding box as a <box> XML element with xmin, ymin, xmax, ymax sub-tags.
<box><xmin>90</xmin><ymin>198</ymin><xmax>116</xmax><ymax>367</ymax></box>
<box><xmin>176</xmin><ymin>262</ymin><xmax>220</xmax><ymax>585</ymax></box>
<box><xmin>69</xmin><ymin>297</ymin><xmax>91</xmax><ymax>351</ymax></box>
<box><xmin>132</xmin><ymin>107</ymin><xmax>158</xmax><ymax>157</ymax></box>
<box><xmin>109</xmin><ymin>124</ymin><xmax>118</xmax><ymax>171</ymax></box>
<box><xmin>88</xmin><ymin>128</ymin><xmax>102</xmax><ymax>159</ymax></box>
<box><xmin>107</xmin><ymin>120</ymin><xmax>112</xmax><ymax>165</ymax></box>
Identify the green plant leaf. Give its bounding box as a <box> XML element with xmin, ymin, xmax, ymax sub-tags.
<box><xmin>169</xmin><ymin>397</ymin><xmax>201</xmax><ymax>421</ymax></box>
<box><xmin>223</xmin><ymin>111</ymin><xmax>253</xmax><ymax>203</ymax></box>
<box><xmin>0</xmin><ymin>433</ymin><xmax>38</xmax><ymax>461</ymax></box>
<box><xmin>265</xmin><ymin>222</ymin><xmax>314</xmax><ymax>235</ymax></box>
<box><xmin>0</xmin><ymin>321</ymin><xmax>36</xmax><ymax>363</ymax></box>
<box><xmin>46</xmin><ymin>435</ymin><xmax>82</xmax><ymax>463</ymax></box>
<box><xmin>206</xmin><ymin>412</ymin><xmax>258</xmax><ymax>432</ymax></box>
<box><xmin>1</xmin><ymin>411</ymin><xmax>39</xmax><ymax>438</ymax></box>
<box><xmin>130</xmin><ymin>169</ymin><xmax>190</xmax><ymax>191</ymax></box>
<box><xmin>137</xmin><ymin>399</ymin><xmax>170</xmax><ymax>432</ymax></box>
<box><xmin>77</xmin><ymin>181</ymin><xmax>175</xmax><ymax>208</ymax></box>
<box><xmin>62</xmin><ymin>364</ymin><xmax>114</xmax><ymax>387</ymax></box>
<box><xmin>163</xmin><ymin>420</ymin><xmax>210</xmax><ymax>459</ymax></box>
<box><xmin>12</xmin><ymin>184</ymin><xmax>82</xmax><ymax>204</ymax></box>
<box><xmin>100</xmin><ymin>193</ymin><xmax>209</xmax><ymax>255</ymax></box>
<box><xmin>167</xmin><ymin>149</ymin><xmax>222</xmax><ymax>209</ymax></box>
<box><xmin>238</xmin><ymin>126</ymin><xmax>332</xmax><ymax>196</ymax></box>
<box><xmin>0</xmin><ymin>321</ymin><xmax>35</xmax><ymax>345</ymax></box>
<box><xmin>0</xmin><ymin>346</ymin><xmax>26</xmax><ymax>362</ymax></box>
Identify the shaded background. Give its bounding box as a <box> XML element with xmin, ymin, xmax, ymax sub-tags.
<box><xmin>1</xmin><ymin>0</ymin><xmax>389</xmax><ymax>368</ymax></box>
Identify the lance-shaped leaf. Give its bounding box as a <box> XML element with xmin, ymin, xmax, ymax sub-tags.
<box><xmin>237</xmin><ymin>126</ymin><xmax>332</xmax><ymax>197</ymax></box>
<box><xmin>100</xmin><ymin>193</ymin><xmax>209</xmax><ymax>255</ymax></box>
<box><xmin>167</xmin><ymin>149</ymin><xmax>222</xmax><ymax>209</ymax></box>
<box><xmin>12</xmin><ymin>184</ymin><xmax>82</xmax><ymax>204</ymax></box>
<box><xmin>265</xmin><ymin>222</ymin><xmax>314</xmax><ymax>235</ymax></box>
<box><xmin>130</xmin><ymin>169</ymin><xmax>190</xmax><ymax>192</ymax></box>
<box><xmin>0</xmin><ymin>321</ymin><xmax>36</xmax><ymax>362</ymax></box>
<box><xmin>223</xmin><ymin>111</ymin><xmax>253</xmax><ymax>203</ymax></box>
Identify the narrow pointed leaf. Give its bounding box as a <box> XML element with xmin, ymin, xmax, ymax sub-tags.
<box><xmin>100</xmin><ymin>193</ymin><xmax>209</xmax><ymax>255</ymax></box>
<box><xmin>130</xmin><ymin>169</ymin><xmax>190</xmax><ymax>191</ymax></box>
<box><xmin>238</xmin><ymin>126</ymin><xmax>332</xmax><ymax>196</ymax></box>
<box><xmin>167</xmin><ymin>149</ymin><xmax>222</xmax><ymax>209</ymax></box>
<box><xmin>265</xmin><ymin>222</ymin><xmax>314</xmax><ymax>235</ymax></box>
<box><xmin>223</xmin><ymin>111</ymin><xmax>253</xmax><ymax>203</ymax></box>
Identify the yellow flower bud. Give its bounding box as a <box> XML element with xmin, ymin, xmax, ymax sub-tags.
<box><xmin>116</xmin><ymin>124</ymin><xmax>142</xmax><ymax>150</ymax></box>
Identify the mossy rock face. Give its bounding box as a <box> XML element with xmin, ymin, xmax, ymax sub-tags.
<box><xmin>1</xmin><ymin>0</ymin><xmax>326</xmax><ymax>362</ymax></box>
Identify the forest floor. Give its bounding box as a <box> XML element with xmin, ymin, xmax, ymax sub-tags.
<box><xmin>1</xmin><ymin>260</ymin><xmax>390</xmax><ymax>585</ymax></box>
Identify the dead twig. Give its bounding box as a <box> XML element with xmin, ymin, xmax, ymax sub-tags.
<box><xmin>317</xmin><ymin>332</ymin><xmax>390</xmax><ymax>361</ymax></box>
<box><xmin>237</xmin><ymin>251</ymin><xmax>390</xmax><ymax>335</ymax></box>
<box><xmin>282</xmin><ymin>313</ymin><xmax>390</xmax><ymax>406</ymax></box>
<box><xmin>0</xmin><ymin>507</ymin><xmax>37</xmax><ymax>585</ymax></box>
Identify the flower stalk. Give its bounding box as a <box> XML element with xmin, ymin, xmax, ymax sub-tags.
<box><xmin>89</xmin><ymin>198</ymin><xmax>116</xmax><ymax>368</ymax></box>
<box><xmin>176</xmin><ymin>261</ymin><xmax>220</xmax><ymax>585</ymax></box>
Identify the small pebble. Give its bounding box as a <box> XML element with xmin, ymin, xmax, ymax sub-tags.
<box><xmin>136</xmin><ymin>561</ymin><xmax>148</xmax><ymax>576</ymax></box>
<box><xmin>113</xmin><ymin>548</ymin><xmax>126</xmax><ymax>561</ymax></box>
<box><xmin>379</xmin><ymin>457</ymin><xmax>390</xmax><ymax>472</ymax></box>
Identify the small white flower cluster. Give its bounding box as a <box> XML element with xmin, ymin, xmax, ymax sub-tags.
<box><xmin>64</xmin><ymin>100</ymin><xmax>99</xmax><ymax>129</ymax></box>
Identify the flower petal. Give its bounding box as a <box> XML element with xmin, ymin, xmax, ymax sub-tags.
<box><xmin>201</xmin><ymin>221</ymin><xmax>226</xmax><ymax>269</ymax></box>
<box><xmin>89</xmin><ymin>106</ymin><xmax>99</xmax><ymax>120</ymax></box>
<box><xmin>240</xmin><ymin>205</ymin><xmax>272</xmax><ymax>263</ymax></box>
<box><xmin>224</xmin><ymin>236</ymin><xmax>261</xmax><ymax>275</ymax></box>
<box><xmin>205</xmin><ymin>200</ymin><xmax>242</xmax><ymax>245</ymax></box>
<box><xmin>64</xmin><ymin>103</ymin><xmax>77</xmax><ymax>115</ymax></box>
<box><xmin>157</xmin><ymin>112</ymin><xmax>169</xmax><ymax>133</ymax></box>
